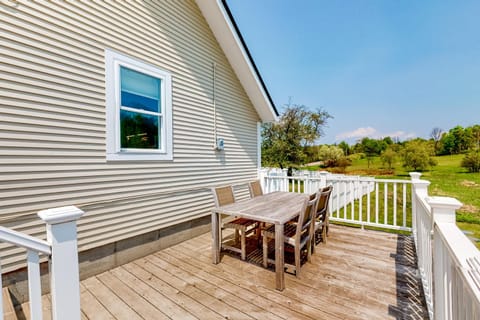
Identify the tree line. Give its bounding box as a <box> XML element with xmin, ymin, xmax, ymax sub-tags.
<box><xmin>261</xmin><ymin>105</ymin><xmax>480</xmax><ymax>173</ymax></box>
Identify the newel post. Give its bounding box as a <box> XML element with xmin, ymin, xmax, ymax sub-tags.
<box><xmin>427</xmin><ymin>196</ymin><xmax>462</xmax><ymax>320</ymax></box>
<box><xmin>319</xmin><ymin>171</ymin><xmax>329</xmax><ymax>188</ymax></box>
<box><xmin>38</xmin><ymin>206</ymin><xmax>84</xmax><ymax>320</ymax></box>
<box><xmin>410</xmin><ymin>172</ymin><xmax>431</xmax><ymax>241</ymax></box>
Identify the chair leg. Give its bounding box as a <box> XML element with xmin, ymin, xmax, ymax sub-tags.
<box><xmin>307</xmin><ymin>239</ymin><xmax>312</xmax><ymax>263</ymax></box>
<box><xmin>294</xmin><ymin>246</ymin><xmax>301</xmax><ymax>278</ymax></box>
<box><xmin>326</xmin><ymin>216</ymin><xmax>330</xmax><ymax>237</ymax></box>
<box><xmin>322</xmin><ymin>225</ymin><xmax>327</xmax><ymax>244</ymax></box>
<box><xmin>311</xmin><ymin>235</ymin><xmax>315</xmax><ymax>254</ymax></box>
<box><xmin>234</xmin><ymin>229</ymin><xmax>240</xmax><ymax>245</ymax></box>
<box><xmin>262</xmin><ymin>234</ymin><xmax>268</xmax><ymax>268</ymax></box>
<box><xmin>241</xmin><ymin>230</ymin><xmax>246</xmax><ymax>260</ymax></box>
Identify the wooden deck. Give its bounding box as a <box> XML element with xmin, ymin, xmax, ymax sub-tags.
<box><xmin>18</xmin><ymin>225</ymin><xmax>428</xmax><ymax>319</ymax></box>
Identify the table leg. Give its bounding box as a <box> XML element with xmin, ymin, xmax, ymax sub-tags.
<box><xmin>211</xmin><ymin>211</ymin><xmax>220</xmax><ymax>264</ymax></box>
<box><xmin>274</xmin><ymin>222</ymin><xmax>285</xmax><ymax>291</ymax></box>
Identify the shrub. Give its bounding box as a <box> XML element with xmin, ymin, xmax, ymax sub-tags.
<box><xmin>318</xmin><ymin>145</ymin><xmax>344</xmax><ymax>167</ymax></box>
<box><xmin>335</xmin><ymin>156</ymin><xmax>352</xmax><ymax>173</ymax></box>
<box><xmin>402</xmin><ymin>140</ymin><xmax>437</xmax><ymax>171</ymax></box>
<box><xmin>461</xmin><ymin>151</ymin><xmax>480</xmax><ymax>173</ymax></box>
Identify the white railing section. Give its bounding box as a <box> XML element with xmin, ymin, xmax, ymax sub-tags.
<box><xmin>411</xmin><ymin>173</ymin><xmax>480</xmax><ymax>320</ymax></box>
<box><xmin>0</xmin><ymin>227</ymin><xmax>51</xmax><ymax>320</ymax></box>
<box><xmin>0</xmin><ymin>206</ymin><xmax>84</xmax><ymax>320</ymax></box>
<box><xmin>260</xmin><ymin>169</ymin><xmax>412</xmax><ymax>231</ymax></box>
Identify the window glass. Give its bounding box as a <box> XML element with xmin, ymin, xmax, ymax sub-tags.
<box><xmin>120</xmin><ymin>67</ymin><xmax>161</xmax><ymax>113</ymax></box>
<box><xmin>120</xmin><ymin>109</ymin><xmax>160</xmax><ymax>149</ymax></box>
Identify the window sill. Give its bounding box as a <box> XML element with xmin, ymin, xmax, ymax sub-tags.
<box><xmin>106</xmin><ymin>152</ymin><xmax>173</xmax><ymax>161</ymax></box>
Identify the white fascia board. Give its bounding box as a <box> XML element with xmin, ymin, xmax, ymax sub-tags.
<box><xmin>195</xmin><ymin>0</ymin><xmax>278</xmax><ymax>123</ymax></box>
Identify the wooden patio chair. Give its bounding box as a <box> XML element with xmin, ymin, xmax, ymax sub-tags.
<box><xmin>312</xmin><ymin>185</ymin><xmax>333</xmax><ymax>252</ymax></box>
<box><xmin>211</xmin><ymin>186</ymin><xmax>259</xmax><ymax>260</ymax></box>
<box><xmin>248</xmin><ymin>180</ymin><xmax>263</xmax><ymax>198</ymax></box>
<box><xmin>262</xmin><ymin>192</ymin><xmax>319</xmax><ymax>277</ymax></box>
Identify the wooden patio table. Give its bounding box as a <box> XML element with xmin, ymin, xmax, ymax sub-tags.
<box><xmin>211</xmin><ymin>191</ymin><xmax>309</xmax><ymax>291</ymax></box>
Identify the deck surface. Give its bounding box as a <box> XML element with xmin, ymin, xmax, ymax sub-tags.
<box><xmin>18</xmin><ymin>225</ymin><xmax>428</xmax><ymax>319</ymax></box>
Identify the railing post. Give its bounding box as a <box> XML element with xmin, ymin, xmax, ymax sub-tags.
<box><xmin>38</xmin><ymin>206</ymin><xmax>84</xmax><ymax>320</ymax></box>
<box><xmin>427</xmin><ymin>196</ymin><xmax>462</xmax><ymax>320</ymax></box>
<box><xmin>410</xmin><ymin>172</ymin><xmax>430</xmax><ymax>243</ymax></box>
<box><xmin>319</xmin><ymin>171</ymin><xmax>328</xmax><ymax>188</ymax></box>
<box><xmin>258</xmin><ymin>168</ymin><xmax>266</xmax><ymax>191</ymax></box>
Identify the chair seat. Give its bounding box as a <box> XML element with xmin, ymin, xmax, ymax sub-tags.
<box><xmin>263</xmin><ymin>223</ymin><xmax>310</xmax><ymax>247</ymax></box>
<box><xmin>223</xmin><ymin>218</ymin><xmax>258</xmax><ymax>231</ymax></box>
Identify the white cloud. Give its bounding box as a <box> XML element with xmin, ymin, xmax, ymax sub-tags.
<box><xmin>335</xmin><ymin>127</ymin><xmax>377</xmax><ymax>141</ymax></box>
<box><xmin>335</xmin><ymin>127</ymin><xmax>417</xmax><ymax>143</ymax></box>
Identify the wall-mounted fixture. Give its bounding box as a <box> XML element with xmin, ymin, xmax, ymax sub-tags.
<box><xmin>215</xmin><ymin>138</ymin><xmax>225</xmax><ymax>151</ymax></box>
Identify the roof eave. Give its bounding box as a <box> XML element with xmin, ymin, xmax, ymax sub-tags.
<box><xmin>195</xmin><ymin>0</ymin><xmax>279</xmax><ymax>123</ymax></box>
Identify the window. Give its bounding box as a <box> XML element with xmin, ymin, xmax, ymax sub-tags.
<box><xmin>105</xmin><ymin>49</ymin><xmax>172</xmax><ymax>161</ymax></box>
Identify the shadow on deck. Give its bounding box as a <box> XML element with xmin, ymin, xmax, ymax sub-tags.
<box><xmin>19</xmin><ymin>225</ymin><xmax>428</xmax><ymax>320</ymax></box>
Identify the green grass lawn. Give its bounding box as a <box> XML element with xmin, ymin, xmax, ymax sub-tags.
<box><xmin>303</xmin><ymin>154</ymin><xmax>480</xmax><ymax>245</ymax></box>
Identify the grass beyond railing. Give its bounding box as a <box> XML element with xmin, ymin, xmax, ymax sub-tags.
<box><xmin>328</xmin><ymin>178</ymin><xmax>412</xmax><ymax>232</ymax></box>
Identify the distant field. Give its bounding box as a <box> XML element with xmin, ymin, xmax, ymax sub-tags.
<box><xmin>303</xmin><ymin>154</ymin><xmax>480</xmax><ymax>245</ymax></box>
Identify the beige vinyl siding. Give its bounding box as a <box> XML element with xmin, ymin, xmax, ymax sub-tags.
<box><xmin>0</xmin><ymin>0</ymin><xmax>261</xmax><ymax>272</ymax></box>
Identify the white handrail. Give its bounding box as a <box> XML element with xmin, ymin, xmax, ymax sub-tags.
<box><xmin>0</xmin><ymin>227</ymin><xmax>51</xmax><ymax>320</ymax></box>
<box><xmin>0</xmin><ymin>227</ymin><xmax>51</xmax><ymax>255</ymax></box>
<box><xmin>411</xmin><ymin>173</ymin><xmax>480</xmax><ymax>320</ymax></box>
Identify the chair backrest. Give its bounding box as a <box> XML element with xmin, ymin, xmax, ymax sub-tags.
<box><xmin>248</xmin><ymin>180</ymin><xmax>263</xmax><ymax>198</ymax></box>
<box><xmin>316</xmin><ymin>185</ymin><xmax>333</xmax><ymax>217</ymax></box>
<box><xmin>295</xmin><ymin>192</ymin><xmax>319</xmax><ymax>244</ymax></box>
<box><xmin>212</xmin><ymin>186</ymin><xmax>235</xmax><ymax>207</ymax></box>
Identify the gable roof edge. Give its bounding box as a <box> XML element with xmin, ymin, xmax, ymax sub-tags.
<box><xmin>195</xmin><ymin>0</ymin><xmax>279</xmax><ymax>122</ymax></box>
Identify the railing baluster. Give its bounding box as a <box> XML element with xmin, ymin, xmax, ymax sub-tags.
<box><xmin>393</xmin><ymin>183</ymin><xmax>397</xmax><ymax>226</ymax></box>
<box><xmin>367</xmin><ymin>182</ymin><xmax>371</xmax><ymax>223</ymax></box>
<box><xmin>375</xmin><ymin>182</ymin><xmax>379</xmax><ymax>224</ymax></box>
<box><xmin>384</xmin><ymin>183</ymin><xmax>388</xmax><ymax>225</ymax></box>
<box><xmin>350</xmin><ymin>180</ymin><xmax>354</xmax><ymax>220</ymax></box>
<box><xmin>359</xmin><ymin>181</ymin><xmax>363</xmax><ymax>225</ymax></box>
<box><xmin>343</xmin><ymin>181</ymin><xmax>347</xmax><ymax>219</ymax></box>
<box><xmin>27</xmin><ymin>250</ymin><xmax>43</xmax><ymax>320</ymax></box>
<box><xmin>336</xmin><ymin>181</ymin><xmax>340</xmax><ymax>217</ymax></box>
<box><xmin>403</xmin><ymin>183</ymin><xmax>407</xmax><ymax>228</ymax></box>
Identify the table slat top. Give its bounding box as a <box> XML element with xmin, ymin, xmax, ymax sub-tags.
<box><xmin>212</xmin><ymin>192</ymin><xmax>308</xmax><ymax>224</ymax></box>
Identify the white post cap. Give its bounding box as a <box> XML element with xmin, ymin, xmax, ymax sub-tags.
<box><xmin>427</xmin><ymin>196</ymin><xmax>463</xmax><ymax>211</ymax></box>
<box><xmin>427</xmin><ymin>196</ymin><xmax>462</xmax><ymax>224</ymax></box>
<box><xmin>38</xmin><ymin>206</ymin><xmax>84</xmax><ymax>225</ymax></box>
<box><xmin>409</xmin><ymin>172</ymin><xmax>422</xmax><ymax>180</ymax></box>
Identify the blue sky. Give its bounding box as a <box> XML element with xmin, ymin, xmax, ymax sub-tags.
<box><xmin>227</xmin><ymin>0</ymin><xmax>480</xmax><ymax>144</ymax></box>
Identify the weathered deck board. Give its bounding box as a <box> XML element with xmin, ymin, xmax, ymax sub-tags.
<box><xmin>17</xmin><ymin>225</ymin><xmax>427</xmax><ymax>319</ymax></box>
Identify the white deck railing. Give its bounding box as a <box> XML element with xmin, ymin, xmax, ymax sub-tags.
<box><xmin>0</xmin><ymin>227</ymin><xmax>50</xmax><ymax>320</ymax></box>
<box><xmin>261</xmin><ymin>168</ymin><xmax>480</xmax><ymax>319</ymax></box>
<box><xmin>411</xmin><ymin>173</ymin><xmax>480</xmax><ymax>319</ymax></box>
<box><xmin>260</xmin><ymin>169</ymin><xmax>412</xmax><ymax>231</ymax></box>
<box><xmin>0</xmin><ymin>206</ymin><xmax>84</xmax><ymax>320</ymax></box>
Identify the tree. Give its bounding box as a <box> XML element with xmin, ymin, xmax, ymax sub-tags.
<box><xmin>318</xmin><ymin>145</ymin><xmax>344</xmax><ymax>167</ymax></box>
<box><xmin>430</xmin><ymin>127</ymin><xmax>443</xmax><ymax>154</ymax></box>
<box><xmin>338</xmin><ymin>141</ymin><xmax>351</xmax><ymax>156</ymax></box>
<box><xmin>358</xmin><ymin>137</ymin><xmax>383</xmax><ymax>168</ymax></box>
<box><xmin>441</xmin><ymin>126</ymin><xmax>470</xmax><ymax>154</ymax></box>
<box><xmin>380</xmin><ymin>147</ymin><xmax>397</xmax><ymax>169</ymax></box>
<box><xmin>261</xmin><ymin>105</ymin><xmax>331</xmax><ymax>172</ymax></box>
<box><xmin>471</xmin><ymin>125</ymin><xmax>480</xmax><ymax>150</ymax></box>
<box><xmin>401</xmin><ymin>140</ymin><xmax>437</xmax><ymax>171</ymax></box>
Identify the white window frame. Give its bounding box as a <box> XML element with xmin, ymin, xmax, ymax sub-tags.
<box><xmin>105</xmin><ymin>49</ymin><xmax>173</xmax><ymax>161</ymax></box>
